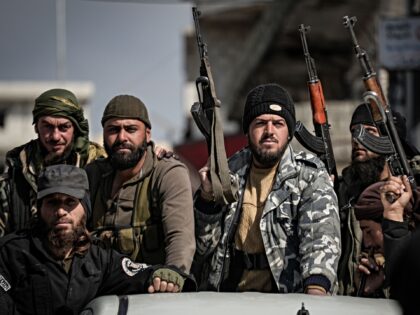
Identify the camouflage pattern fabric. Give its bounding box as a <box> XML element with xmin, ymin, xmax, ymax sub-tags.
<box><xmin>194</xmin><ymin>145</ymin><xmax>341</xmax><ymax>293</ymax></box>
<box><xmin>0</xmin><ymin>139</ymin><xmax>106</xmax><ymax>237</ymax></box>
<box><xmin>32</xmin><ymin>88</ymin><xmax>91</xmax><ymax>166</ymax></box>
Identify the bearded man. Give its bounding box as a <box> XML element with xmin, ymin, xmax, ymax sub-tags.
<box><xmin>0</xmin><ymin>88</ymin><xmax>106</xmax><ymax>237</ymax></box>
<box><xmin>86</xmin><ymin>95</ymin><xmax>195</xmax><ymax>273</ymax></box>
<box><xmin>193</xmin><ymin>83</ymin><xmax>340</xmax><ymax>294</ymax></box>
<box><xmin>0</xmin><ymin>164</ymin><xmax>195</xmax><ymax>314</ymax></box>
<box><xmin>336</xmin><ymin>102</ymin><xmax>400</xmax><ymax>296</ymax></box>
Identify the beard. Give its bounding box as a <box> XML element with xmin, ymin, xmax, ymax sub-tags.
<box><xmin>104</xmin><ymin>138</ymin><xmax>147</xmax><ymax>170</ymax></box>
<box><xmin>347</xmin><ymin>155</ymin><xmax>386</xmax><ymax>199</ymax></box>
<box><xmin>248</xmin><ymin>134</ymin><xmax>286</xmax><ymax>168</ymax></box>
<box><xmin>38</xmin><ymin>215</ymin><xmax>87</xmax><ymax>260</ymax></box>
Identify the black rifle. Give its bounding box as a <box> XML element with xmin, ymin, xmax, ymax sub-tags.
<box><xmin>190</xmin><ymin>7</ymin><xmax>237</xmax><ymax>205</ymax></box>
<box><xmin>343</xmin><ymin>15</ymin><xmax>416</xmax><ymax>192</ymax></box>
<box><xmin>294</xmin><ymin>24</ymin><xmax>338</xmax><ymax>186</ymax></box>
<box><xmin>190</xmin><ymin>7</ymin><xmax>218</xmax><ymax>151</ymax></box>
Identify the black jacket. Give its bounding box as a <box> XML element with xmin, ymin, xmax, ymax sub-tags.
<box><xmin>0</xmin><ymin>230</ymin><xmax>154</xmax><ymax>315</ymax></box>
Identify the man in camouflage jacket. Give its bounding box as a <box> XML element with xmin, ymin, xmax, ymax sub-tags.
<box><xmin>0</xmin><ymin>89</ymin><xmax>105</xmax><ymax>236</ymax></box>
<box><xmin>193</xmin><ymin>84</ymin><xmax>341</xmax><ymax>294</ymax></box>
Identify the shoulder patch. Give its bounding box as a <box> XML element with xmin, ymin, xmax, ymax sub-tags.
<box><xmin>121</xmin><ymin>257</ymin><xmax>148</xmax><ymax>277</ymax></box>
<box><xmin>0</xmin><ymin>274</ymin><xmax>11</xmax><ymax>292</ymax></box>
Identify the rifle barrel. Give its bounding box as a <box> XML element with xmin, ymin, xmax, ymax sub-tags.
<box><xmin>299</xmin><ymin>24</ymin><xmax>318</xmax><ymax>83</ymax></box>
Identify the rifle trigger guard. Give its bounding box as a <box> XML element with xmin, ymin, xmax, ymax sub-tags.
<box><xmin>195</xmin><ymin>76</ymin><xmax>210</xmax><ymax>104</ymax></box>
<box><xmin>196</xmin><ymin>76</ymin><xmax>209</xmax><ymax>87</ymax></box>
<box><xmin>362</xmin><ymin>91</ymin><xmax>387</xmax><ymax>123</ymax></box>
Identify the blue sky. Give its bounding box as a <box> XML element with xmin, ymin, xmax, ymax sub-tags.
<box><xmin>0</xmin><ymin>0</ymin><xmax>193</xmax><ymax>144</ymax></box>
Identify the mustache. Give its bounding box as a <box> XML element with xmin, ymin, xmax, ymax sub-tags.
<box><xmin>46</xmin><ymin>139</ymin><xmax>66</xmax><ymax>145</ymax></box>
<box><xmin>259</xmin><ymin>134</ymin><xmax>278</xmax><ymax>144</ymax></box>
<box><xmin>351</xmin><ymin>147</ymin><xmax>367</xmax><ymax>157</ymax></box>
<box><xmin>112</xmin><ymin>141</ymin><xmax>134</xmax><ymax>151</ymax></box>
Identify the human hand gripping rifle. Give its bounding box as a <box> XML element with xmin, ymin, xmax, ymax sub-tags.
<box><xmin>190</xmin><ymin>7</ymin><xmax>237</xmax><ymax>205</ymax></box>
<box><xmin>294</xmin><ymin>24</ymin><xmax>338</xmax><ymax>188</ymax></box>
<box><xmin>343</xmin><ymin>15</ymin><xmax>417</xmax><ymax>197</ymax></box>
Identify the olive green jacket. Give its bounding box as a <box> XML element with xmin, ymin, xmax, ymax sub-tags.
<box><xmin>86</xmin><ymin>142</ymin><xmax>195</xmax><ymax>273</ymax></box>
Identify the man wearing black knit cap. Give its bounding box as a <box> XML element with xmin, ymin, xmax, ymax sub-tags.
<box><xmin>193</xmin><ymin>83</ymin><xmax>340</xmax><ymax>295</ymax></box>
<box><xmin>0</xmin><ymin>164</ymin><xmax>194</xmax><ymax>314</ymax></box>
<box><xmin>0</xmin><ymin>88</ymin><xmax>106</xmax><ymax>237</ymax></box>
<box><xmin>337</xmin><ymin>103</ymin><xmax>420</xmax><ymax>296</ymax></box>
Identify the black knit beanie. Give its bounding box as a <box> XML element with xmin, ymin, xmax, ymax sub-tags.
<box><xmin>242</xmin><ymin>83</ymin><xmax>296</xmax><ymax>137</ymax></box>
<box><xmin>349</xmin><ymin>103</ymin><xmax>375</xmax><ymax>130</ymax></box>
<box><xmin>350</xmin><ymin>104</ymin><xmax>419</xmax><ymax>158</ymax></box>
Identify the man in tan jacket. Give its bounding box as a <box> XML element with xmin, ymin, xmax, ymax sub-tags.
<box><xmin>86</xmin><ymin>95</ymin><xmax>195</xmax><ymax>273</ymax></box>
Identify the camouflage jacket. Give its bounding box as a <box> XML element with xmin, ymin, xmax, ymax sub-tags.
<box><xmin>194</xmin><ymin>145</ymin><xmax>341</xmax><ymax>293</ymax></box>
<box><xmin>0</xmin><ymin>139</ymin><xmax>105</xmax><ymax>236</ymax></box>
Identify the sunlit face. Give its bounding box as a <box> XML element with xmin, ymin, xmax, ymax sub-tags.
<box><xmin>35</xmin><ymin>116</ymin><xmax>75</xmax><ymax>157</ymax></box>
<box><xmin>40</xmin><ymin>193</ymin><xmax>85</xmax><ymax>238</ymax></box>
<box><xmin>103</xmin><ymin>118</ymin><xmax>151</xmax><ymax>170</ymax></box>
<box><xmin>359</xmin><ymin>219</ymin><xmax>384</xmax><ymax>254</ymax></box>
<box><xmin>351</xmin><ymin>124</ymin><xmax>380</xmax><ymax>162</ymax></box>
<box><xmin>248</xmin><ymin>113</ymin><xmax>289</xmax><ymax>168</ymax></box>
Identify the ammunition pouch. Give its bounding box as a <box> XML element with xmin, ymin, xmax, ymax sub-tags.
<box><xmin>96</xmin><ymin>221</ymin><xmax>165</xmax><ymax>264</ymax></box>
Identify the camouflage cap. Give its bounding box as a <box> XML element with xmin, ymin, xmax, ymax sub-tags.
<box><xmin>33</xmin><ymin>88</ymin><xmax>89</xmax><ymax>136</ymax></box>
<box><xmin>32</xmin><ymin>88</ymin><xmax>90</xmax><ymax>162</ymax></box>
<box><xmin>101</xmin><ymin>95</ymin><xmax>151</xmax><ymax>129</ymax></box>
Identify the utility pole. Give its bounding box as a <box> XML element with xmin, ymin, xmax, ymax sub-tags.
<box><xmin>56</xmin><ymin>0</ymin><xmax>66</xmax><ymax>81</ymax></box>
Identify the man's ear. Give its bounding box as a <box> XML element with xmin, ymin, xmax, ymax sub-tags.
<box><xmin>34</xmin><ymin>124</ymin><xmax>39</xmax><ymax>134</ymax></box>
<box><xmin>146</xmin><ymin>128</ymin><xmax>151</xmax><ymax>143</ymax></box>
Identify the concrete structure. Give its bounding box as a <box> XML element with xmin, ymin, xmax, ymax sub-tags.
<box><xmin>0</xmin><ymin>81</ymin><xmax>94</xmax><ymax>170</ymax></box>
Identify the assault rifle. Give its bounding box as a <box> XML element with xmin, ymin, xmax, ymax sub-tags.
<box><xmin>294</xmin><ymin>24</ymin><xmax>338</xmax><ymax>185</ymax></box>
<box><xmin>190</xmin><ymin>7</ymin><xmax>237</xmax><ymax>205</ymax></box>
<box><xmin>190</xmin><ymin>7</ymin><xmax>215</xmax><ymax>148</ymax></box>
<box><xmin>343</xmin><ymin>15</ymin><xmax>416</xmax><ymax>192</ymax></box>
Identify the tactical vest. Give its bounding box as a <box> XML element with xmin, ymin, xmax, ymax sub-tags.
<box><xmin>92</xmin><ymin>167</ymin><xmax>166</xmax><ymax>265</ymax></box>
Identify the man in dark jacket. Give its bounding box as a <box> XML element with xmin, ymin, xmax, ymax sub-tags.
<box><xmin>0</xmin><ymin>164</ymin><xmax>194</xmax><ymax>315</ymax></box>
<box><xmin>0</xmin><ymin>88</ymin><xmax>106</xmax><ymax>236</ymax></box>
<box><xmin>337</xmin><ymin>104</ymin><xmax>420</xmax><ymax>296</ymax></box>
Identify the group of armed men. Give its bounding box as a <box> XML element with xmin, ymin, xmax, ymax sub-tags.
<box><xmin>0</xmin><ymin>83</ymin><xmax>419</xmax><ymax>314</ymax></box>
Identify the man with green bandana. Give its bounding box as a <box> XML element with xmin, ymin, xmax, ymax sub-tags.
<box><xmin>86</xmin><ymin>94</ymin><xmax>195</xmax><ymax>273</ymax></box>
<box><xmin>0</xmin><ymin>88</ymin><xmax>106</xmax><ymax>237</ymax></box>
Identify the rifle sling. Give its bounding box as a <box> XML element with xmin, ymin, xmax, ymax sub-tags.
<box><xmin>209</xmin><ymin>105</ymin><xmax>237</xmax><ymax>205</ymax></box>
